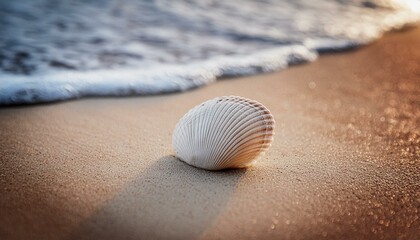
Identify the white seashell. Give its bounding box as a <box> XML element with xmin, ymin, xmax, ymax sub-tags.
<box><xmin>172</xmin><ymin>96</ymin><xmax>275</xmax><ymax>170</ymax></box>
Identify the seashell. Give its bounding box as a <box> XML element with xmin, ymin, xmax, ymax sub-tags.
<box><xmin>172</xmin><ymin>96</ymin><xmax>275</xmax><ymax>170</ymax></box>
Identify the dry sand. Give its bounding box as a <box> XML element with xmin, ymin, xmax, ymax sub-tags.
<box><xmin>0</xmin><ymin>28</ymin><xmax>419</xmax><ymax>240</ymax></box>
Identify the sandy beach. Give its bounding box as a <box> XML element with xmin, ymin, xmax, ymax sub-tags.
<box><xmin>0</xmin><ymin>28</ymin><xmax>419</xmax><ymax>240</ymax></box>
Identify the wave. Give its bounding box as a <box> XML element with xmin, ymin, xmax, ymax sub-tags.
<box><xmin>0</xmin><ymin>0</ymin><xmax>419</xmax><ymax>104</ymax></box>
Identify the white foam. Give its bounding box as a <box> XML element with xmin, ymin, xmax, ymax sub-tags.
<box><xmin>0</xmin><ymin>46</ymin><xmax>316</xmax><ymax>104</ymax></box>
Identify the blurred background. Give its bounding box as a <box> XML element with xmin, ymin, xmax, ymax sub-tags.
<box><xmin>0</xmin><ymin>0</ymin><xmax>419</xmax><ymax>104</ymax></box>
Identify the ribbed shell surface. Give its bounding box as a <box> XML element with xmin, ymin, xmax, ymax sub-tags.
<box><xmin>172</xmin><ymin>96</ymin><xmax>274</xmax><ymax>170</ymax></box>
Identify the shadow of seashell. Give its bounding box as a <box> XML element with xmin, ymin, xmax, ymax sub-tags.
<box><xmin>67</xmin><ymin>155</ymin><xmax>246</xmax><ymax>240</ymax></box>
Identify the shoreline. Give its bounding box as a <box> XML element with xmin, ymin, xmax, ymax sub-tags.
<box><xmin>0</xmin><ymin>28</ymin><xmax>419</xmax><ymax>239</ymax></box>
<box><xmin>2</xmin><ymin>21</ymin><xmax>420</xmax><ymax>106</ymax></box>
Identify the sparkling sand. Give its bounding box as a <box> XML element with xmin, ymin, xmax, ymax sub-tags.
<box><xmin>0</xmin><ymin>28</ymin><xmax>419</xmax><ymax>239</ymax></box>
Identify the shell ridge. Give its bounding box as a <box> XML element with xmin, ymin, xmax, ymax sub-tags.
<box><xmin>176</xmin><ymin>103</ymin><xmax>205</xmax><ymax>164</ymax></box>
<box><xmin>173</xmin><ymin>119</ymin><xmax>187</xmax><ymax>161</ymax></box>
<box><xmin>212</xmin><ymin>112</ymin><xmax>273</xmax><ymax>167</ymax></box>
<box><xmin>221</xmin><ymin>137</ymin><xmax>272</xmax><ymax>169</ymax></box>
<box><xmin>180</xmin><ymin>100</ymin><xmax>217</xmax><ymax>165</ymax></box>
<box><xmin>229</xmin><ymin>125</ymin><xmax>274</xmax><ymax>151</ymax></box>
<box><xmin>208</xmin><ymin>103</ymin><xmax>266</xmax><ymax>164</ymax></box>
<box><xmin>187</xmin><ymin>110</ymin><xmax>198</xmax><ymax>165</ymax></box>
<box><xmin>198</xmin><ymin>102</ymin><xmax>213</xmax><ymax>167</ymax></box>
<box><xmin>207</xmin><ymin>99</ymin><xmax>274</xmax><ymax>168</ymax></box>
<box><xmin>217</xmin><ymin>124</ymin><xmax>274</xmax><ymax>168</ymax></box>
<box><xmin>208</xmin><ymin>101</ymin><xmax>257</xmax><ymax>168</ymax></box>
<box><xmin>210</xmin><ymin>98</ymin><xmax>268</xmax><ymax>168</ymax></box>
<box><xmin>202</xmin><ymin>97</ymin><xmax>234</xmax><ymax>169</ymax></box>
<box><xmin>206</xmin><ymin>99</ymin><xmax>246</xmax><ymax>169</ymax></box>
<box><xmin>227</xmin><ymin>139</ymin><xmax>273</xmax><ymax>163</ymax></box>
<box><xmin>201</xmin><ymin>99</ymin><xmax>224</xmax><ymax>168</ymax></box>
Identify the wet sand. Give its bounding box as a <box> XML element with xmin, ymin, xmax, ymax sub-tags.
<box><xmin>0</xmin><ymin>28</ymin><xmax>419</xmax><ymax>240</ymax></box>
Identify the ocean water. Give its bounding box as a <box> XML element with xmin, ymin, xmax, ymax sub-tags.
<box><xmin>0</xmin><ymin>0</ymin><xmax>419</xmax><ymax>104</ymax></box>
